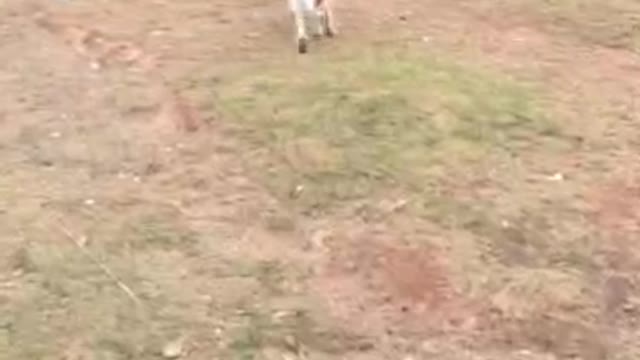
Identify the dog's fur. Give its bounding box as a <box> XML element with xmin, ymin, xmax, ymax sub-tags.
<box><xmin>288</xmin><ymin>0</ymin><xmax>336</xmax><ymax>53</ymax></box>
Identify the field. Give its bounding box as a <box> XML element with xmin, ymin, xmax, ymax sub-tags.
<box><xmin>1</xmin><ymin>0</ymin><xmax>639</xmax><ymax>359</ymax></box>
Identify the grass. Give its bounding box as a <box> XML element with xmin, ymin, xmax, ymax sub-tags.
<box><xmin>0</xmin><ymin>214</ymin><xmax>182</xmax><ymax>359</ymax></box>
<box><xmin>0</xmin><ymin>212</ymin><xmax>313</xmax><ymax>360</ymax></box>
<box><xmin>518</xmin><ymin>0</ymin><xmax>640</xmax><ymax>50</ymax></box>
<box><xmin>219</xmin><ymin>49</ymin><xmax>560</xmax><ymax>214</ymax></box>
<box><xmin>213</xmin><ymin>49</ymin><xmax>613</xmax><ymax>358</ymax></box>
<box><xmin>226</xmin><ymin>306</ymin><xmax>367</xmax><ymax>359</ymax></box>
<box><xmin>0</xmin><ymin>198</ymin><xmax>339</xmax><ymax>360</ymax></box>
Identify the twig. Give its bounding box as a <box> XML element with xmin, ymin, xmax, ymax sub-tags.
<box><xmin>56</xmin><ymin>222</ymin><xmax>143</xmax><ymax>306</ymax></box>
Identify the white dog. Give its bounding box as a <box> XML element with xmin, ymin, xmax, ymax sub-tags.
<box><xmin>288</xmin><ymin>0</ymin><xmax>336</xmax><ymax>53</ymax></box>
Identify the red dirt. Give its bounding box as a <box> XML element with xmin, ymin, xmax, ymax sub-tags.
<box><xmin>309</xmin><ymin>222</ymin><xmax>482</xmax><ymax>343</ymax></box>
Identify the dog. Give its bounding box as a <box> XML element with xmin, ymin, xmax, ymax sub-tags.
<box><xmin>288</xmin><ymin>0</ymin><xmax>337</xmax><ymax>53</ymax></box>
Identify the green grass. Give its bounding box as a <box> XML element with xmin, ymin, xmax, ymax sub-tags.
<box><xmin>219</xmin><ymin>49</ymin><xmax>559</xmax><ymax>213</ymax></box>
<box><xmin>0</xmin><ymin>214</ymin><xmax>191</xmax><ymax>360</ymax></box>
<box><xmin>226</xmin><ymin>306</ymin><xmax>366</xmax><ymax>359</ymax></box>
<box><xmin>0</xmin><ymin>207</ymin><xmax>331</xmax><ymax>360</ymax></box>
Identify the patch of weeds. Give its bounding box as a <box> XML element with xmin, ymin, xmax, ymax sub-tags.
<box><xmin>254</xmin><ymin>260</ymin><xmax>287</xmax><ymax>295</ymax></box>
<box><xmin>230</xmin><ymin>259</ymin><xmax>306</xmax><ymax>296</ymax></box>
<box><xmin>0</xmin><ymin>229</ymin><xmax>172</xmax><ymax>359</ymax></box>
<box><xmin>2</xmin><ymin>252</ymin><xmax>185</xmax><ymax>360</ymax></box>
<box><xmin>228</xmin><ymin>310</ymin><xmax>274</xmax><ymax>360</ymax></box>
<box><xmin>262</xmin><ymin>210</ymin><xmax>296</xmax><ymax>233</ymax></box>
<box><xmin>421</xmin><ymin>196</ymin><xmax>601</xmax><ymax>276</ymax></box>
<box><xmin>92</xmin><ymin>337</ymin><xmax>138</xmax><ymax>360</ymax></box>
<box><xmin>227</xmin><ymin>307</ymin><xmax>365</xmax><ymax>359</ymax></box>
<box><xmin>528</xmin><ymin>0</ymin><xmax>640</xmax><ymax>49</ymax></box>
<box><xmin>218</xmin><ymin>49</ymin><xmax>559</xmax><ymax>213</ymax></box>
<box><xmin>8</xmin><ymin>246</ymin><xmax>38</xmax><ymax>274</ymax></box>
<box><xmin>121</xmin><ymin>215</ymin><xmax>199</xmax><ymax>254</ymax></box>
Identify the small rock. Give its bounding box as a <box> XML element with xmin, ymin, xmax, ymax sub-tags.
<box><xmin>290</xmin><ymin>184</ymin><xmax>304</xmax><ymax>198</ymax></box>
<box><xmin>272</xmin><ymin>310</ymin><xmax>290</xmax><ymax>321</ymax></box>
<box><xmin>309</xmin><ymin>229</ymin><xmax>330</xmax><ymax>251</ymax></box>
<box><xmin>83</xmin><ymin>199</ymin><xmax>95</xmax><ymax>206</ymax></box>
<box><xmin>49</xmin><ymin>131</ymin><xmax>62</xmax><ymax>138</ymax></box>
<box><xmin>77</xmin><ymin>236</ymin><xmax>88</xmax><ymax>247</ymax></box>
<box><xmin>383</xmin><ymin>198</ymin><xmax>409</xmax><ymax>213</ymax></box>
<box><xmin>517</xmin><ymin>349</ymin><xmax>533</xmax><ymax>356</ymax></box>
<box><xmin>162</xmin><ymin>336</ymin><xmax>185</xmax><ymax>359</ymax></box>
<box><xmin>282</xmin><ymin>354</ymin><xmax>298</xmax><ymax>360</ymax></box>
<box><xmin>623</xmin><ymin>302</ymin><xmax>635</xmax><ymax>312</ymax></box>
<box><xmin>548</xmin><ymin>173</ymin><xmax>564</xmax><ymax>181</ymax></box>
<box><xmin>344</xmin><ymin>261</ymin><xmax>357</xmax><ymax>271</ymax></box>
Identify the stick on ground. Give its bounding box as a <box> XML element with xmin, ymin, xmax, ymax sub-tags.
<box><xmin>56</xmin><ymin>222</ymin><xmax>143</xmax><ymax>306</ymax></box>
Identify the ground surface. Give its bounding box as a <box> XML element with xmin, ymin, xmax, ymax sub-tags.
<box><xmin>1</xmin><ymin>0</ymin><xmax>640</xmax><ymax>359</ymax></box>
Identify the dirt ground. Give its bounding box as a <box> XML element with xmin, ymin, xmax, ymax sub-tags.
<box><xmin>1</xmin><ymin>0</ymin><xmax>640</xmax><ymax>359</ymax></box>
